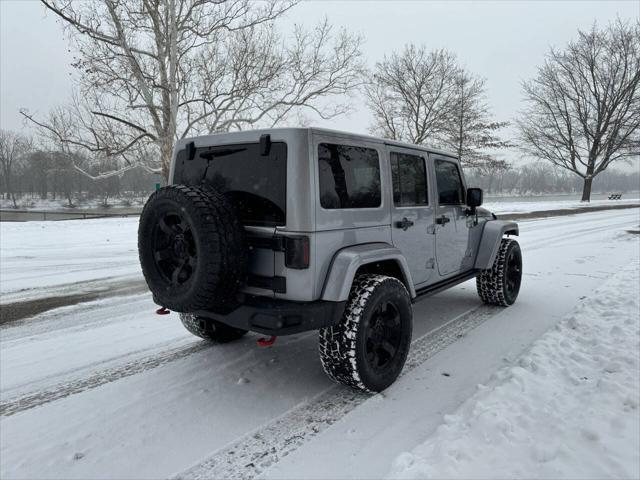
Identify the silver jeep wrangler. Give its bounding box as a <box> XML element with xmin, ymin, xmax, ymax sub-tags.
<box><xmin>138</xmin><ymin>128</ymin><xmax>522</xmax><ymax>392</ymax></box>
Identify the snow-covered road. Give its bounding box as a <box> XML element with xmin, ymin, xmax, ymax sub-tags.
<box><xmin>1</xmin><ymin>208</ymin><xmax>639</xmax><ymax>479</ymax></box>
<box><xmin>0</xmin><ymin>217</ymin><xmax>142</xmax><ymax>304</ymax></box>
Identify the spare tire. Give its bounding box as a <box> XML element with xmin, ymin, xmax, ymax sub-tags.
<box><xmin>138</xmin><ymin>184</ymin><xmax>247</xmax><ymax>312</ymax></box>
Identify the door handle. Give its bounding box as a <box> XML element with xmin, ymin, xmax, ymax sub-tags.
<box><xmin>395</xmin><ymin>217</ymin><xmax>414</xmax><ymax>231</ymax></box>
<box><xmin>435</xmin><ymin>215</ymin><xmax>450</xmax><ymax>225</ymax></box>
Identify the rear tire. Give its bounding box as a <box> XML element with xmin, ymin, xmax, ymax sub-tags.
<box><xmin>180</xmin><ymin>313</ymin><xmax>247</xmax><ymax>343</ymax></box>
<box><xmin>319</xmin><ymin>274</ymin><xmax>413</xmax><ymax>393</ymax></box>
<box><xmin>477</xmin><ymin>238</ymin><xmax>522</xmax><ymax>306</ymax></box>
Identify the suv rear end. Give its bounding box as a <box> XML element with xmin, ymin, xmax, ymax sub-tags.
<box><xmin>171</xmin><ymin>129</ymin><xmax>316</xmax><ymax>303</ymax></box>
<box><xmin>160</xmin><ymin>129</ymin><xmax>348</xmax><ymax>335</ymax></box>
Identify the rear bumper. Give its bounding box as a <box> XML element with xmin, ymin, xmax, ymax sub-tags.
<box><xmin>194</xmin><ymin>297</ymin><xmax>346</xmax><ymax>336</ymax></box>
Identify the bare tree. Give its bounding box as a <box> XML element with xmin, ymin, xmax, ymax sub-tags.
<box><xmin>364</xmin><ymin>45</ymin><xmax>459</xmax><ymax>145</ymax></box>
<box><xmin>517</xmin><ymin>19</ymin><xmax>640</xmax><ymax>201</ymax></box>
<box><xmin>0</xmin><ymin>130</ymin><xmax>32</xmax><ymax>208</ymax></box>
<box><xmin>443</xmin><ymin>70</ymin><xmax>512</xmax><ymax>167</ymax></box>
<box><xmin>22</xmin><ymin>0</ymin><xmax>364</xmax><ymax>181</ymax></box>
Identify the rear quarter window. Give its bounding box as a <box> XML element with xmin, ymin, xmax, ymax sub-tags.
<box><xmin>318</xmin><ymin>143</ymin><xmax>381</xmax><ymax>209</ymax></box>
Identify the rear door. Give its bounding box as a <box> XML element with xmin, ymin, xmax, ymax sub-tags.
<box><xmin>175</xmin><ymin>140</ymin><xmax>288</xmax><ymax>297</ymax></box>
<box><xmin>432</xmin><ymin>156</ymin><xmax>471</xmax><ymax>277</ymax></box>
<box><xmin>389</xmin><ymin>147</ymin><xmax>436</xmax><ymax>286</ymax></box>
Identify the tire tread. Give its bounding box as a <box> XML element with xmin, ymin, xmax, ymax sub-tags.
<box><xmin>476</xmin><ymin>238</ymin><xmax>519</xmax><ymax>306</ymax></box>
<box><xmin>318</xmin><ymin>274</ymin><xmax>410</xmax><ymax>392</ymax></box>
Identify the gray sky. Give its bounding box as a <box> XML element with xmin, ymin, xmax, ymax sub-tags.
<box><xmin>1</xmin><ymin>0</ymin><xmax>639</xmax><ymax>160</ymax></box>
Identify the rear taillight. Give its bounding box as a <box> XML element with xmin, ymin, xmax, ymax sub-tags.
<box><xmin>285</xmin><ymin>236</ymin><xmax>310</xmax><ymax>269</ymax></box>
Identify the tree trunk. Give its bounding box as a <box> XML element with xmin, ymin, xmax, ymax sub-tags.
<box><xmin>160</xmin><ymin>138</ymin><xmax>173</xmax><ymax>184</ymax></box>
<box><xmin>581</xmin><ymin>177</ymin><xmax>593</xmax><ymax>202</ymax></box>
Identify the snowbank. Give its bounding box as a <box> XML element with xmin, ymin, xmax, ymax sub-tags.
<box><xmin>388</xmin><ymin>262</ymin><xmax>640</xmax><ymax>479</ymax></box>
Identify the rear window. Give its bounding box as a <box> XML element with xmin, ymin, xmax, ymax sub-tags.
<box><xmin>176</xmin><ymin>142</ymin><xmax>287</xmax><ymax>226</ymax></box>
<box><xmin>318</xmin><ymin>143</ymin><xmax>381</xmax><ymax>209</ymax></box>
<box><xmin>391</xmin><ymin>152</ymin><xmax>428</xmax><ymax>206</ymax></box>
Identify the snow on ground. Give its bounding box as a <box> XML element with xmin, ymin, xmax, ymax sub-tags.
<box><xmin>1</xmin><ymin>206</ymin><xmax>639</xmax><ymax>479</ymax></box>
<box><xmin>484</xmin><ymin>196</ymin><xmax>639</xmax><ymax>214</ymax></box>
<box><xmin>0</xmin><ymin>197</ymin><xmax>148</xmax><ymax>211</ymax></box>
<box><xmin>0</xmin><ymin>217</ymin><xmax>141</xmax><ymax>302</ymax></box>
<box><xmin>1</xmin><ymin>199</ymin><xmax>638</xmax><ymax>303</ymax></box>
<box><xmin>388</xmin><ymin>264</ymin><xmax>640</xmax><ymax>480</ymax></box>
<box><xmin>0</xmin><ymin>209</ymin><xmax>637</xmax><ymax>479</ymax></box>
<box><xmin>3</xmin><ymin>194</ymin><xmax>637</xmax><ymax>216</ymax></box>
<box><xmin>261</xmin><ymin>211</ymin><xmax>640</xmax><ymax>480</ymax></box>
<box><xmin>0</xmin><ymin>294</ymin><xmax>196</xmax><ymax>400</ymax></box>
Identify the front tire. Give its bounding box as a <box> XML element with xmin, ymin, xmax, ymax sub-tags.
<box><xmin>477</xmin><ymin>238</ymin><xmax>522</xmax><ymax>306</ymax></box>
<box><xmin>180</xmin><ymin>313</ymin><xmax>247</xmax><ymax>343</ymax></box>
<box><xmin>319</xmin><ymin>274</ymin><xmax>413</xmax><ymax>393</ymax></box>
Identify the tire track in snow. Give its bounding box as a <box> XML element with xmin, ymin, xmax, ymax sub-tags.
<box><xmin>0</xmin><ymin>328</ymin><xmax>317</xmax><ymax>417</ymax></box>
<box><xmin>175</xmin><ymin>304</ymin><xmax>500</xmax><ymax>480</ymax></box>
<box><xmin>523</xmin><ymin>218</ymin><xmax>638</xmax><ymax>252</ymax></box>
<box><xmin>0</xmin><ymin>341</ymin><xmax>212</xmax><ymax>417</ymax></box>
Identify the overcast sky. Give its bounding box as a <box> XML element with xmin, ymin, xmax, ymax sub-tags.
<box><xmin>1</xmin><ymin>0</ymin><xmax>638</xmax><ymax>162</ymax></box>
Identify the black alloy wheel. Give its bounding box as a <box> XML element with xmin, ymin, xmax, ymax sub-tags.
<box><xmin>152</xmin><ymin>212</ymin><xmax>198</xmax><ymax>287</ymax></box>
<box><xmin>364</xmin><ymin>301</ymin><xmax>403</xmax><ymax>373</ymax></box>
<box><xmin>504</xmin><ymin>245</ymin><xmax>522</xmax><ymax>303</ymax></box>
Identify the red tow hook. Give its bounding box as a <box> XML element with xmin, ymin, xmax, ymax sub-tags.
<box><xmin>257</xmin><ymin>335</ymin><xmax>277</xmax><ymax>347</ymax></box>
<box><xmin>155</xmin><ymin>307</ymin><xmax>171</xmax><ymax>315</ymax></box>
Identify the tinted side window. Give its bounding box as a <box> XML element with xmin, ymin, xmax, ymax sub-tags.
<box><xmin>435</xmin><ymin>159</ymin><xmax>465</xmax><ymax>204</ymax></box>
<box><xmin>391</xmin><ymin>152</ymin><xmax>428</xmax><ymax>206</ymax></box>
<box><xmin>318</xmin><ymin>143</ymin><xmax>381</xmax><ymax>209</ymax></box>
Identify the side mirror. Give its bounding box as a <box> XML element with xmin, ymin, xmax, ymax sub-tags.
<box><xmin>466</xmin><ymin>187</ymin><xmax>483</xmax><ymax>209</ymax></box>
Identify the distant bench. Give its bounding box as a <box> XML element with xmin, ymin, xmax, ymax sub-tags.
<box><xmin>608</xmin><ymin>193</ymin><xmax>623</xmax><ymax>200</ymax></box>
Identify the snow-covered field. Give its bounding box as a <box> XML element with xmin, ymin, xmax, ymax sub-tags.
<box><xmin>484</xmin><ymin>196</ymin><xmax>639</xmax><ymax>214</ymax></box>
<box><xmin>0</xmin><ymin>197</ymin><xmax>148</xmax><ymax>211</ymax></box>
<box><xmin>1</xmin><ymin>208</ymin><xmax>639</xmax><ymax>479</ymax></box>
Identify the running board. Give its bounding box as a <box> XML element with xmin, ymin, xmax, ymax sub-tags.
<box><xmin>414</xmin><ymin>270</ymin><xmax>479</xmax><ymax>300</ymax></box>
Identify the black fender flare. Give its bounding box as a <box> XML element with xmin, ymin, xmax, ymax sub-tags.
<box><xmin>474</xmin><ymin>220</ymin><xmax>519</xmax><ymax>270</ymax></box>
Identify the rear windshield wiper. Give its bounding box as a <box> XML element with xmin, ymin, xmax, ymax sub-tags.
<box><xmin>200</xmin><ymin>148</ymin><xmax>247</xmax><ymax>160</ymax></box>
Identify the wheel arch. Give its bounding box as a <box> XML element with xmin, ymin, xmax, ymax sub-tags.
<box><xmin>320</xmin><ymin>243</ymin><xmax>416</xmax><ymax>302</ymax></box>
<box><xmin>474</xmin><ymin>220</ymin><xmax>520</xmax><ymax>270</ymax></box>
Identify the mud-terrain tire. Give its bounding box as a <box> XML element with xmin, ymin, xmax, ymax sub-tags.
<box><xmin>138</xmin><ymin>185</ymin><xmax>247</xmax><ymax>312</ymax></box>
<box><xmin>179</xmin><ymin>313</ymin><xmax>247</xmax><ymax>343</ymax></box>
<box><xmin>476</xmin><ymin>238</ymin><xmax>522</xmax><ymax>306</ymax></box>
<box><xmin>319</xmin><ymin>274</ymin><xmax>413</xmax><ymax>393</ymax></box>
